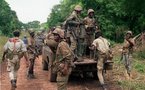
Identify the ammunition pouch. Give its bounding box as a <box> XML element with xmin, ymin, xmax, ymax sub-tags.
<box><xmin>6</xmin><ymin>49</ymin><xmax>24</xmax><ymax>60</ymax></box>
<box><xmin>53</xmin><ymin>62</ymin><xmax>69</xmax><ymax>76</ymax></box>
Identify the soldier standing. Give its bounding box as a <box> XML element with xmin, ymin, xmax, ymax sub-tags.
<box><xmin>90</xmin><ymin>31</ymin><xmax>111</xmax><ymax>90</ymax></box>
<box><xmin>27</xmin><ymin>30</ymin><xmax>38</xmax><ymax>79</ymax></box>
<box><xmin>3</xmin><ymin>30</ymin><xmax>28</xmax><ymax>90</ymax></box>
<box><xmin>35</xmin><ymin>31</ymin><xmax>45</xmax><ymax>55</ymax></box>
<box><xmin>64</xmin><ymin>5</ymin><xmax>84</xmax><ymax>59</ymax></box>
<box><xmin>53</xmin><ymin>28</ymin><xmax>73</xmax><ymax>90</ymax></box>
<box><xmin>22</xmin><ymin>35</ymin><xmax>28</xmax><ymax>46</ymax></box>
<box><xmin>122</xmin><ymin>31</ymin><xmax>135</xmax><ymax>78</ymax></box>
<box><xmin>42</xmin><ymin>27</ymin><xmax>58</xmax><ymax>71</ymax></box>
<box><xmin>83</xmin><ymin>9</ymin><xmax>99</xmax><ymax>58</ymax></box>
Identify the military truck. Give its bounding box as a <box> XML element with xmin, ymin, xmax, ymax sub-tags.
<box><xmin>42</xmin><ymin>47</ymin><xmax>113</xmax><ymax>82</ymax></box>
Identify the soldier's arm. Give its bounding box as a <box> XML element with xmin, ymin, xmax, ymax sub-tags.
<box><xmin>126</xmin><ymin>38</ymin><xmax>135</xmax><ymax>47</ymax></box>
<box><xmin>90</xmin><ymin>40</ymin><xmax>98</xmax><ymax>50</ymax></box>
<box><xmin>66</xmin><ymin>15</ymin><xmax>80</xmax><ymax>26</ymax></box>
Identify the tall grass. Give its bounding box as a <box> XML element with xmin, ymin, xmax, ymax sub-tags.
<box><xmin>0</xmin><ymin>35</ymin><xmax>8</xmax><ymax>62</ymax></box>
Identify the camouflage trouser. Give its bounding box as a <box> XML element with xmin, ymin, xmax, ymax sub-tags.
<box><xmin>28</xmin><ymin>53</ymin><xmax>36</xmax><ymax>75</ymax></box>
<box><xmin>122</xmin><ymin>53</ymin><xmax>132</xmax><ymax>75</ymax></box>
<box><xmin>85</xmin><ymin>34</ymin><xmax>95</xmax><ymax>58</ymax></box>
<box><xmin>57</xmin><ymin>68</ymin><xmax>72</xmax><ymax>90</ymax></box>
<box><xmin>77</xmin><ymin>38</ymin><xmax>85</xmax><ymax>57</ymax></box>
<box><xmin>7</xmin><ymin>55</ymin><xmax>20</xmax><ymax>81</ymax></box>
<box><xmin>70</xmin><ymin>35</ymin><xmax>77</xmax><ymax>52</ymax></box>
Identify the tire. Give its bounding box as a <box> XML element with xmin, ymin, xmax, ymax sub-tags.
<box><xmin>49</xmin><ymin>67</ymin><xmax>57</xmax><ymax>82</ymax></box>
<box><xmin>42</xmin><ymin>60</ymin><xmax>48</xmax><ymax>71</ymax></box>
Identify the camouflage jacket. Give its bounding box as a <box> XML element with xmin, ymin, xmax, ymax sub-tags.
<box><xmin>55</xmin><ymin>40</ymin><xmax>73</xmax><ymax>65</ymax></box>
<box><xmin>83</xmin><ymin>16</ymin><xmax>98</xmax><ymax>34</ymax></box>
<box><xmin>64</xmin><ymin>11</ymin><xmax>82</xmax><ymax>38</ymax></box>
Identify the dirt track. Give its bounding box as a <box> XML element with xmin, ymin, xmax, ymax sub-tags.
<box><xmin>0</xmin><ymin>56</ymin><xmax>121</xmax><ymax>90</ymax></box>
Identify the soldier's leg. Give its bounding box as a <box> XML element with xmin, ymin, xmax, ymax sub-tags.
<box><xmin>77</xmin><ymin>38</ymin><xmax>85</xmax><ymax>57</ymax></box>
<box><xmin>127</xmin><ymin>54</ymin><xmax>132</xmax><ymax>76</ymax></box>
<box><xmin>89</xmin><ymin>34</ymin><xmax>95</xmax><ymax>59</ymax></box>
<box><xmin>122</xmin><ymin>53</ymin><xmax>130</xmax><ymax>79</ymax></box>
<box><xmin>70</xmin><ymin>36</ymin><xmax>77</xmax><ymax>53</ymax></box>
<box><xmin>97</xmin><ymin>54</ymin><xmax>106</xmax><ymax>89</ymax></box>
<box><xmin>7</xmin><ymin>60</ymin><xmax>17</xmax><ymax>89</ymax></box>
<box><xmin>57</xmin><ymin>72</ymin><xmax>69</xmax><ymax>90</ymax></box>
<box><xmin>28</xmin><ymin>57</ymin><xmax>35</xmax><ymax>78</ymax></box>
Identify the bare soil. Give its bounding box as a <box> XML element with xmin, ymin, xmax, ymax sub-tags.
<box><xmin>0</xmin><ymin>56</ymin><xmax>121</xmax><ymax>90</ymax></box>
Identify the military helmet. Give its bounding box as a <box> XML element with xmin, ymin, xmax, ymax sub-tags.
<box><xmin>28</xmin><ymin>29</ymin><xmax>34</xmax><ymax>34</ymax></box>
<box><xmin>88</xmin><ymin>9</ymin><xmax>94</xmax><ymax>14</ymax></box>
<box><xmin>74</xmin><ymin>5</ymin><xmax>82</xmax><ymax>11</ymax></box>
<box><xmin>126</xmin><ymin>31</ymin><xmax>133</xmax><ymax>36</ymax></box>
<box><xmin>53</xmin><ymin>28</ymin><xmax>64</xmax><ymax>38</ymax></box>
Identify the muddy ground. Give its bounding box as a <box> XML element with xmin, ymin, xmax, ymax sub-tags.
<box><xmin>0</xmin><ymin>56</ymin><xmax>122</xmax><ymax>90</ymax></box>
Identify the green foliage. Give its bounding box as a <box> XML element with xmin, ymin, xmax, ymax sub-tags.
<box><xmin>118</xmin><ymin>80</ymin><xmax>145</xmax><ymax>90</ymax></box>
<box><xmin>133</xmin><ymin>48</ymin><xmax>145</xmax><ymax>60</ymax></box>
<box><xmin>0</xmin><ymin>0</ymin><xmax>21</xmax><ymax>36</ymax></box>
<box><xmin>0</xmin><ymin>35</ymin><xmax>8</xmax><ymax>62</ymax></box>
<box><xmin>27</xmin><ymin>21</ymin><xmax>40</xmax><ymax>29</ymax></box>
<box><xmin>134</xmin><ymin>64</ymin><xmax>145</xmax><ymax>73</ymax></box>
<box><xmin>47</xmin><ymin>0</ymin><xmax>145</xmax><ymax>42</ymax></box>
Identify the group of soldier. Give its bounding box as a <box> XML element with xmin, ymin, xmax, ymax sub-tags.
<box><xmin>2</xmin><ymin>5</ymin><xmax>139</xmax><ymax>90</ymax></box>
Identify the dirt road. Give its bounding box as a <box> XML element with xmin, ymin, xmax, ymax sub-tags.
<box><xmin>0</xmin><ymin>57</ymin><xmax>121</xmax><ymax>90</ymax></box>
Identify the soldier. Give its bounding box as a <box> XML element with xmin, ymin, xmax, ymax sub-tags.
<box><xmin>64</xmin><ymin>5</ymin><xmax>84</xmax><ymax>59</ymax></box>
<box><xmin>53</xmin><ymin>28</ymin><xmax>73</xmax><ymax>90</ymax></box>
<box><xmin>35</xmin><ymin>31</ymin><xmax>45</xmax><ymax>55</ymax></box>
<box><xmin>90</xmin><ymin>31</ymin><xmax>111</xmax><ymax>90</ymax></box>
<box><xmin>122</xmin><ymin>31</ymin><xmax>135</xmax><ymax>78</ymax></box>
<box><xmin>3</xmin><ymin>30</ymin><xmax>28</xmax><ymax>90</ymax></box>
<box><xmin>27</xmin><ymin>30</ymin><xmax>38</xmax><ymax>79</ymax></box>
<box><xmin>22</xmin><ymin>35</ymin><xmax>28</xmax><ymax>46</ymax></box>
<box><xmin>42</xmin><ymin>27</ymin><xmax>58</xmax><ymax>71</ymax></box>
<box><xmin>83</xmin><ymin>9</ymin><xmax>99</xmax><ymax>58</ymax></box>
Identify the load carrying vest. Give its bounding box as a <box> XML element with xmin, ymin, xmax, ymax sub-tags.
<box><xmin>6</xmin><ymin>38</ymin><xmax>23</xmax><ymax>60</ymax></box>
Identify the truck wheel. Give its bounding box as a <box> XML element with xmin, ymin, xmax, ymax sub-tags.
<box><xmin>42</xmin><ymin>60</ymin><xmax>48</xmax><ymax>71</ymax></box>
<box><xmin>92</xmin><ymin>71</ymin><xmax>98</xmax><ymax>80</ymax></box>
<box><xmin>49</xmin><ymin>67</ymin><xmax>57</xmax><ymax>82</ymax></box>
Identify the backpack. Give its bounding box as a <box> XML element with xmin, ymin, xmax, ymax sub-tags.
<box><xmin>6</xmin><ymin>38</ymin><xmax>23</xmax><ymax>60</ymax></box>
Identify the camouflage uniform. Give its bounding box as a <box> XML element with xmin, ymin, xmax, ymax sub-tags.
<box><xmin>53</xmin><ymin>28</ymin><xmax>73</xmax><ymax>90</ymax></box>
<box><xmin>84</xmin><ymin>9</ymin><xmax>98</xmax><ymax>58</ymax></box>
<box><xmin>92</xmin><ymin>35</ymin><xmax>110</xmax><ymax>87</ymax></box>
<box><xmin>4</xmin><ymin>31</ymin><xmax>27</xmax><ymax>90</ymax></box>
<box><xmin>35</xmin><ymin>31</ymin><xmax>45</xmax><ymax>55</ymax></box>
<box><xmin>27</xmin><ymin>31</ymin><xmax>37</xmax><ymax>79</ymax></box>
<box><xmin>122</xmin><ymin>31</ymin><xmax>135</xmax><ymax>76</ymax></box>
<box><xmin>42</xmin><ymin>30</ymin><xmax>58</xmax><ymax>70</ymax></box>
<box><xmin>64</xmin><ymin>5</ymin><xmax>85</xmax><ymax>57</ymax></box>
<box><xmin>56</xmin><ymin>40</ymin><xmax>73</xmax><ymax>90</ymax></box>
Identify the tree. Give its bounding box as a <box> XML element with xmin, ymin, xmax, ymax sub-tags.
<box><xmin>0</xmin><ymin>0</ymin><xmax>21</xmax><ymax>36</ymax></box>
<box><xmin>46</xmin><ymin>0</ymin><xmax>145</xmax><ymax>42</ymax></box>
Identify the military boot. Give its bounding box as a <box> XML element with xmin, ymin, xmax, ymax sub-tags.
<box><xmin>101</xmin><ymin>84</ymin><xmax>107</xmax><ymax>90</ymax></box>
<box><xmin>27</xmin><ymin>74</ymin><xmax>35</xmax><ymax>79</ymax></box>
<box><xmin>11</xmin><ymin>80</ymin><xmax>17</xmax><ymax>90</ymax></box>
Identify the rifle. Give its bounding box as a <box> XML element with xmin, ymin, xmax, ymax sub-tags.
<box><xmin>133</xmin><ymin>33</ymin><xmax>141</xmax><ymax>40</ymax></box>
<box><xmin>27</xmin><ymin>46</ymin><xmax>39</xmax><ymax>58</ymax></box>
<box><xmin>2</xmin><ymin>51</ymin><xmax>7</xmax><ymax>62</ymax></box>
